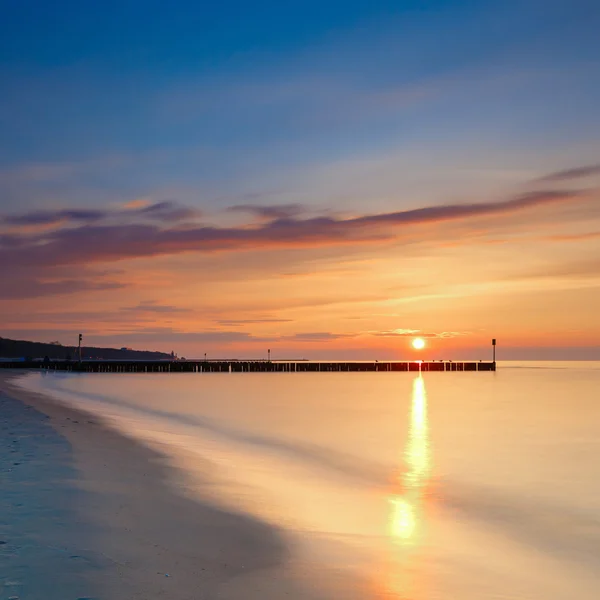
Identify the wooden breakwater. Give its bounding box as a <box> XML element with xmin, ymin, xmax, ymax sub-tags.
<box><xmin>0</xmin><ymin>360</ymin><xmax>496</xmax><ymax>373</ymax></box>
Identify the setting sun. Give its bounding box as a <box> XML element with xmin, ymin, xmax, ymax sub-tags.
<box><xmin>412</xmin><ymin>338</ymin><xmax>426</xmax><ymax>350</ymax></box>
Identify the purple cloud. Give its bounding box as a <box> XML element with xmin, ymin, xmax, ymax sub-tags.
<box><xmin>136</xmin><ymin>200</ymin><xmax>201</xmax><ymax>222</ymax></box>
<box><xmin>352</xmin><ymin>190</ymin><xmax>580</xmax><ymax>227</ymax></box>
<box><xmin>2</xmin><ymin>201</ymin><xmax>200</xmax><ymax>231</ymax></box>
<box><xmin>4</xmin><ymin>208</ymin><xmax>107</xmax><ymax>226</ymax></box>
<box><xmin>1</xmin><ymin>277</ymin><xmax>125</xmax><ymax>299</ymax></box>
<box><xmin>122</xmin><ymin>301</ymin><xmax>191</xmax><ymax>313</ymax></box>
<box><xmin>538</xmin><ymin>164</ymin><xmax>600</xmax><ymax>182</ymax></box>
<box><xmin>228</xmin><ymin>203</ymin><xmax>306</xmax><ymax>220</ymax></box>
<box><xmin>0</xmin><ymin>189</ymin><xmax>584</xmax><ymax>286</ymax></box>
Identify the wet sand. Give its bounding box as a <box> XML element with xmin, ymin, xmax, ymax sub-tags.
<box><xmin>0</xmin><ymin>372</ymin><xmax>297</xmax><ymax>600</ymax></box>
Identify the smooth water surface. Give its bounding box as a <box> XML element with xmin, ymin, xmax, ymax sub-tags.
<box><xmin>18</xmin><ymin>362</ymin><xmax>600</xmax><ymax>599</ymax></box>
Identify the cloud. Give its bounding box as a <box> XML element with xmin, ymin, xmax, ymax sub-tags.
<box><xmin>0</xmin><ymin>189</ymin><xmax>583</xmax><ymax>272</ymax></box>
<box><xmin>122</xmin><ymin>198</ymin><xmax>153</xmax><ymax>209</ymax></box>
<box><xmin>101</xmin><ymin>328</ymin><xmax>356</xmax><ymax>344</ymax></box>
<box><xmin>135</xmin><ymin>200</ymin><xmax>201</xmax><ymax>222</ymax></box>
<box><xmin>280</xmin><ymin>332</ymin><xmax>354</xmax><ymax>341</ymax></box>
<box><xmin>64</xmin><ymin>328</ymin><xmax>356</xmax><ymax>345</ymax></box>
<box><xmin>122</xmin><ymin>301</ymin><xmax>192</xmax><ymax>314</ymax></box>
<box><xmin>228</xmin><ymin>203</ymin><xmax>306</xmax><ymax>220</ymax></box>
<box><xmin>0</xmin><ymin>187</ymin><xmax>591</xmax><ymax>303</ymax></box>
<box><xmin>372</xmin><ymin>329</ymin><xmax>468</xmax><ymax>338</ymax></box>
<box><xmin>89</xmin><ymin>329</ymin><xmax>277</xmax><ymax>344</ymax></box>
<box><xmin>371</xmin><ymin>328</ymin><xmax>420</xmax><ymax>336</ymax></box>
<box><xmin>217</xmin><ymin>318</ymin><xmax>294</xmax><ymax>325</ymax></box>
<box><xmin>540</xmin><ymin>231</ymin><xmax>600</xmax><ymax>243</ymax></box>
<box><xmin>1</xmin><ymin>278</ymin><xmax>125</xmax><ymax>299</ymax></box>
<box><xmin>537</xmin><ymin>164</ymin><xmax>600</xmax><ymax>182</ymax></box>
<box><xmin>1</xmin><ymin>310</ymin><xmax>159</xmax><ymax>326</ymax></box>
<box><xmin>1</xmin><ymin>200</ymin><xmax>200</xmax><ymax>232</ymax></box>
<box><xmin>351</xmin><ymin>190</ymin><xmax>581</xmax><ymax>227</ymax></box>
<box><xmin>510</xmin><ymin>258</ymin><xmax>600</xmax><ymax>282</ymax></box>
<box><xmin>0</xmin><ymin>233</ymin><xmax>28</xmax><ymax>248</ymax></box>
<box><xmin>4</xmin><ymin>208</ymin><xmax>107</xmax><ymax>226</ymax></box>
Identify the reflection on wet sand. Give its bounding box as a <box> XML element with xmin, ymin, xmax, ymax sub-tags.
<box><xmin>387</xmin><ymin>375</ymin><xmax>432</xmax><ymax>598</ymax></box>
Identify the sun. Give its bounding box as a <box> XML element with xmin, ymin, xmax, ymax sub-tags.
<box><xmin>412</xmin><ymin>337</ymin><xmax>426</xmax><ymax>350</ymax></box>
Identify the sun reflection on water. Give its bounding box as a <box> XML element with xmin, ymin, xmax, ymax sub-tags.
<box><xmin>386</xmin><ymin>375</ymin><xmax>432</xmax><ymax>598</ymax></box>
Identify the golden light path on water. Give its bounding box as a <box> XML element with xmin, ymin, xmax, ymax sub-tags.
<box><xmin>386</xmin><ymin>375</ymin><xmax>432</xmax><ymax>598</ymax></box>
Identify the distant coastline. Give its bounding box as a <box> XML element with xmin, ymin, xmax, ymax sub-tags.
<box><xmin>0</xmin><ymin>335</ymin><xmax>170</xmax><ymax>361</ymax></box>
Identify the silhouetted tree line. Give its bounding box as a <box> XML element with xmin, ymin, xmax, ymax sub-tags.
<box><xmin>0</xmin><ymin>336</ymin><xmax>171</xmax><ymax>361</ymax></box>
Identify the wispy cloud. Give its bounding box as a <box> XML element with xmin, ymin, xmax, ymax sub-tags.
<box><xmin>372</xmin><ymin>329</ymin><xmax>468</xmax><ymax>338</ymax></box>
<box><xmin>281</xmin><ymin>332</ymin><xmax>354</xmax><ymax>341</ymax></box>
<box><xmin>4</xmin><ymin>208</ymin><xmax>106</xmax><ymax>227</ymax></box>
<box><xmin>228</xmin><ymin>203</ymin><xmax>307</xmax><ymax>221</ymax></box>
<box><xmin>0</xmin><ymin>189</ymin><xmax>583</xmax><ymax>272</ymax></box>
<box><xmin>122</xmin><ymin>301</ymin><xmax>192</xmax><ymax>314</ymax></box>
<box><xmin>135</xmin><ymin>200</ymin><xmax>201</xmax><ymax>222</ymax></box>
<box><xmin>88</xmin><ymin>329</ymin><xmax>278</xmax><ymax>345</ymax></box>
<box><xmin>539</xmin><ymin>231</ymin><xmax>600</xmax><ymax>242</ymax></box>
<box><xmin>217</xmin><ymin>318</ymin><xmax>294</xmax><ymax>326</ymax></box>
<box><xmin>1</xmin><ymin>277</ymin><xmax>125</xmax><ymax>299</ymax></box>
<box><xmin>351</xmin><ymin>190</ymin><xmax>582</xmax><ymax>227</ymax></box>
<box><xmin>1</xmin><ymin>200</ymin><xmax>199</xmax><ymax>232</ymax></box>
<box><xmin>510</xmin><ymin>258</ymin><xmax>600</xmax><ymax>282</ymax></box>
<box><xmin>537</xmin><ymin>164</ymin><xmax>600</xmax><ymax>182</ymax></box>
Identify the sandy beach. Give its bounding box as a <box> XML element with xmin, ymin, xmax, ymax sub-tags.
<box><xmin>0</xmin><ymin>372</ymin><xmax>297</xmax><ymax>600</ymax></box>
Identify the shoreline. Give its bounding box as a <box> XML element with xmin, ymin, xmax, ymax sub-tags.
<box><xmin>0</xmin><ymin>372</ymin><xmax>295</xmax><ymax>600</ymax></box>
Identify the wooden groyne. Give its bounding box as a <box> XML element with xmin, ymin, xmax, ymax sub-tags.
<box><xmin>0</xmin><ymin>360</ymin><xmax>496</xmax><ymax>373</ymax></box>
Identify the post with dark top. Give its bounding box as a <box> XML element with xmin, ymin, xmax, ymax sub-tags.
<box><xmin>78</xmin><ymin>333</ymin><xmax>83</xmax><ymax>363</ymax></box>
<box><xmin>268</xmin><ymin>348</ymin><xmax>271</xmax><ymax>362</ymax></box>
<box><xmin>492</xmin><ymin>338</ymin><xmax>496</xmax><ymax>365</ymax></box>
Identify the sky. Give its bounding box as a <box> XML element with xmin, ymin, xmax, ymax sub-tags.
<box><xmin>1</xmin><ymin>0</ymin><xmax>599</xmax><ymax>360</ymax></box>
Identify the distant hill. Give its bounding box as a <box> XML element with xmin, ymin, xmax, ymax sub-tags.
<box><xmin>0</xmin><ymin>336</ymin><xmax>171</xmax><ymax>361</ymax></box>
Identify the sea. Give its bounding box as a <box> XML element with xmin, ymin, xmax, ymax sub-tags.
<box><xmin>16</xmin><ymin>361</ymin><xmax>600</xmax><ymax>599</ymax></box>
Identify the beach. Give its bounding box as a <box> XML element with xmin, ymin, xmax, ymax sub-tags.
<box><xmin>0</xmin><ymin>372</ymin><xmax>309</xmax><ymax>600</ymax></box>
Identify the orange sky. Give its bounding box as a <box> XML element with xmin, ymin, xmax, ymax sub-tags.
<box><xmin>1</xmin><ymin>178</ymin><xmax>599</xmax><ymax>360</ymax></box>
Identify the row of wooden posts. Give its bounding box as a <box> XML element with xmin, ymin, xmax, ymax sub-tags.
<box><xmin>0</xmin><ymin>360</ymin><xmax>496</xmax><ymax>373</ymax></box>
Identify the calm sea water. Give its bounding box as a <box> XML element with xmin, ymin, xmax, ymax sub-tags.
<box><xmin>17</xmin><ymin>362</ymin><xmax>600</xmax><ymax>599</ymax></box>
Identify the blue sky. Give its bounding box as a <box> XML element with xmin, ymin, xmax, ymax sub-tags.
<box><xmin>2</xmin><ymin>0</ymin><xmax>599</xmax><ymax>212</ymax></box>
<box><xmin>1</xmin><ymin>0</ymin><xmax>599</xmax><ymax>357</ymax></box>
